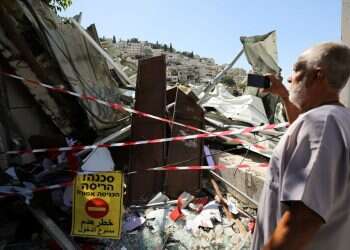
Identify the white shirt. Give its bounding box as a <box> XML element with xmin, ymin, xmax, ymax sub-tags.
<box><xmin>251</xmin><ymin>105</ymin><xmax>350</xmax><ymax>250</ymax></box>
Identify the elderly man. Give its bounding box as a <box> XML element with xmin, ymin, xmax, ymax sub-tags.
<box><xmin>251</xmin><ymin>42</ymin><xmax>350</xmax><ymax>250</ymax></box>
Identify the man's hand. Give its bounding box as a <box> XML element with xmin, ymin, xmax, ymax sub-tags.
<box><xmin>260</xmin><ymin>74</ymin><xmax>300</xmax><ymax>123</ymax></box>
<box><xmin>263</xmin><ymin>202</ymin><xmax>323</xmax><ymax>250</ymax></box>
<box><xmin>261</xmin><ymin>74</ymin><xmax>289</xmax><ymax>100</ymax></box>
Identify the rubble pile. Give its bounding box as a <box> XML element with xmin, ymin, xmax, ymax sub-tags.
<box><xmin>0</xmin><ymin>0</ymin><xmax>287</xmax><ymax>249</ymax></box>
<box><xmin>108</xmin><ymin>191</ymin><xmax>255</xmax><ymax>250</ymax></box>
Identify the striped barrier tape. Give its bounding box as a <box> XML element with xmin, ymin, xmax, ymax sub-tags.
<box><xmin>1</xmin><ymin>72</ymin><xmax>286</xmax><ymax>149</ymax></box>
<box><xmin>0</xmin><ymin>162</ymin><xmax>269</xmax><ymax>198</ymax></box>
<box><xmin>146</xmin><ymin>163</ymin><xmax>269</xmax><ymax>171</ymax></box>
<box><xmin>0</xmin><ymin>181</ymin><xmax>72</xmax><ymax>199</ymax></box>
<box><xmin>6</xmin><ymin>122</ymin><xmax>289</xmax><ymax>154</ymax></box>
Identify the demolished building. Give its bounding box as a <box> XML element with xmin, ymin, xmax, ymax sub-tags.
<box><xmin>0</xmin><ymin>1</ymin><xmax>288</xmax><ymax>249</ymax></box>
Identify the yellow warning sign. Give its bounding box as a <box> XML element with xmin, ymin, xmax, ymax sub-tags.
<box><xmin>71</xmin><ymin>171</ymin><xmax>123</xmax><ymax>239</ymax></box>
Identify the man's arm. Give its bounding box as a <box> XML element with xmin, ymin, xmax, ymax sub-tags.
<box><xmin>279</xmin><ymin>95</ymin><xmax>300</xmax><ymax>124</ymax></box>
<box><xmin>263</xmin><ymin>202</ymin><xmax>323</xmax><ymax>250</ymax></box>
<box><xmin>262</xmin><ymin>75</ymin><xmax>301</xmax><ymax>123</ymax></box>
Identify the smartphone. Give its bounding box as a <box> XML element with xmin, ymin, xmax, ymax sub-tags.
<box><xmin>247</xmin><ymin>74</ymin><xmax>270</xmax><ymax>88</ymax></box>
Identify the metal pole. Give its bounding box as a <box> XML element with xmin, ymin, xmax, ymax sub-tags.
<box><xmin>70</xmin><ymin>18</ymin><xmax>132</xmax><ymax>87</ymax></box>
<box><xmin>129</xmin><ymin>200</ymin><xmax>177</xmax><ymax>209</ymax></box>
<box><xmin>198</xmin><ymin>48</ymin><xmax>244</xmax><ymax>104</ymax></box>
<box><xmin>212</xmin><ymin>48</ymin><xmax>244</xmax><ymax>84</ymax></box>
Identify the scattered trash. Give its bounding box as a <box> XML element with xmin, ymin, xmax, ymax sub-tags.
<box><xmin>4</xmin><ymin>167</ymin><xmax>18</xmax><ymax>180</ymax></box>
<box><xmin>122</xmin><ymin>213</ymin><xmax>146</xmax><ymax>232</ymax></box>
<box><xmin>186</xmin><ymin>201</ymin><xmax>222</xmax><ymax>235</ymax></box>
<box><xmin>145</xmin><ymin>208</ymin><xmax>172</xmax><ymax>233</ymax></box>
<box><xmin>178</xmin><ymin>191</ymin><xmax>195</xmax><ymax>208</ymax></box>
<box><xmin>169</xmin><ymin>198</ymin><xmax>184</xmax><ymax>222</ymax></box>
<box><xmin>188</xmin><ymin>196</ymin><xmax>209</xmax><ymax>212</ymax></box>
<box><xmin>227</xmin><ymin>196</ymin><xmax>239</xmax><ymax>215</ymax></box>
<box><xmin>81</xmin><ymin>148</ymin><xmax>115</xmax><ymax>172</ymax></box>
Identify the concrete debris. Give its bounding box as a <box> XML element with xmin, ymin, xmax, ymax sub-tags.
<box><xmin>107</xmin><ymin>194</ymin><xmax>253</xmax><ymax>249</ymax></box>
<box><xmin>147</xmin><ymin>192</ymin><xmax>170</xmax><ymax>205</ymax></box>
<box><xmin>145</xmin><ymin>208</ymin><xmax>173</xmax><ymax>233</ymax></box>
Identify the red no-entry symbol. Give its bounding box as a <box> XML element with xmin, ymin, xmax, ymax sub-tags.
<box><xmin>85</xmin><ymin>198</ymin><xmax>109</xmax><ymax>219</ymax></box>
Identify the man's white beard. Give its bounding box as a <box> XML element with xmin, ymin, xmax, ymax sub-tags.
<box><xmin>288</xmin><ymin>80</ymin><xmax>308</xmax><ymax>109</ymax></box>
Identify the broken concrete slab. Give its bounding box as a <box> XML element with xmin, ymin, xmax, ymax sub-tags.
<box><xmin>213</xmin><ymin>151</ymin><xmax>268</xmax><ymax>205</ymax></box>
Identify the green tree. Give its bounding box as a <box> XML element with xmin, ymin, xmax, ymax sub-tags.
<box><xmin>45</xmin><ymin>0</ymin><xmax>72</xmax><ymax>12</ymax></box>
<box><xmin>231</xmin><ymin>68</ymin><xmax>247</xmax><ymax>85</ymax></box>
<box><xmin>129</xmin><ymin>38</ymin><xmax>139</xmax><ymax>43</ymax></box>
<box><xmin>228</xmin><ymin>68</ymin><xmax>247</xmax><ymax>92</ymax></box>
<box><xmin>112</xmin><ymin>35</ymin><xmax>117</xmax><ymax>43</ymax></box>
<box><xmin>222</xmin><ymin>75</ymin><xmax>235</xmax><ymax>85</ymax></box>
<box><xmin>182</xmin><ymin>51</ymin><xmax>190</xmax><ymax>57</ymax></box>
<box><xmin>189</xmin><ymin>51</ymin><xmax>194</xmax><ymax>58</ymax></box>
<box><xmin>169</xmin><ymin>43</ymin><xmax>174</xmax><ymax>53</ymax></box>
<box><xmin>163</xmin><ymin>44</ymin><xmax>168</xmax><ymax>51</ymax></box>
<box><xmin>152</xmin><ymin>41</ymin><xmax>161</xmax><ymax>49</ymax></box>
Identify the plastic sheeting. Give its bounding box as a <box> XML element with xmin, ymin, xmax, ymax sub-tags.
<box><xmin>201</xmin><ymin>84</ymin><xmax>268</xmax><ymax>126</ymax></box>
<box><xmin>20</xmin><ymin>0</ymin><xmax>128</xmax><ymax>131</ymax></box>
<box><xmin>240</xmin><ymin>31</ymin><xmax>280</xmax><ymax>74</ymax></box>
<box><xmin>81</xmin><ymin>148</ymin><xmax>115</xmax><ymax>172</ymax></box>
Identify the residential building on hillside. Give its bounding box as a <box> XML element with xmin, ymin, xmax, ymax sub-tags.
<box><xmin>105</xmin><ymin>38</ymin><xmax>227</xmax><ymax>85</ymax></box>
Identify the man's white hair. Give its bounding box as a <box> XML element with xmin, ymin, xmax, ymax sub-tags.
<box><xmin>304</xmin><ymin>42</ymin><xmax>350</xmax><ymax>92</ymax></box>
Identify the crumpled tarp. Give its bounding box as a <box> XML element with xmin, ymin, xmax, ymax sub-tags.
<box><xmin>201</xmin><ymin>84</ymin><xmax>268</xmax><ymax>126</ymax></box>
<box><xmin>19</xmin><ymin>0</ymin><xmax>128</xmax><ymax>131</ymax></box>
<box><xmin>240</xmin><ymin>31</ymin><xmax>280</xmax><ymax>74</ymax></box>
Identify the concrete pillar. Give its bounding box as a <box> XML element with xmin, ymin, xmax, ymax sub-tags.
<box><xmin>340</xmin><ymin>0</ymin><xmax>350</xmax><ymax>107</ymax></box>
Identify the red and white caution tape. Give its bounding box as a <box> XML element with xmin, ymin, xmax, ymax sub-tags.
<box><xmin>6</xmin><ymin>122</ymin><xmax>288</xmax><ymax>154</ymax></box>
<box><xmin>0</xmin><ymin>162</ymin><xmax>270</xmax><ymax>198</ymax></box>
<box><xmin>31</xmin><ymin>181</ymin><xmax>72</xmax><ymax>192</ymax></box>
<box><xmin>149</xmin><ymin>165</ymin><xmax>227</xmax><ymax>171</ymax></box>
<box><xmin>1</xmin><ymin>72</ymin><xmax>287</xmax><ymax>148</ymax></box>
<box><xmin>0</xmin><ymin>181</ymin><xmax>72</xmax><ymax>199</ymax></box>
<box><xmin>147</xmin><ymin>162</ymin><xmax>269</xmax><ymax>171</ymax></box>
